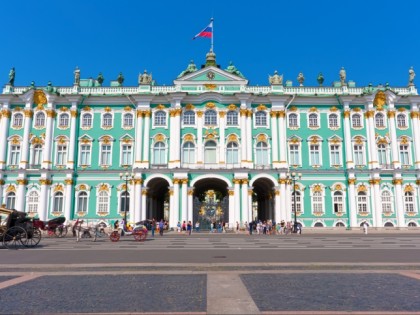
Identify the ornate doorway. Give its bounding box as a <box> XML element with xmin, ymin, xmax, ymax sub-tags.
<box><xmin>193</xmin><ymin>190</ymin><xmax>228</xmax><ymax>230</ymax></box>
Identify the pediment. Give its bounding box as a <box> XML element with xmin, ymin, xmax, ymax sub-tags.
<box><xmin>174</xmin><ymin>66</ymin><xmax>248</xmax><ymax>85</ymax></box>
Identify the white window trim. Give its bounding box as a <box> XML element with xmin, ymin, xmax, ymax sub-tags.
<box><xmin>57</xmin><ymin>112</ymin><xmax>70</xmax><ymax>130</ymax></box>
<box><xmin>380</xmin><ymin>189</ymin><xmax>394</xmax><ymax>214</ymax></box>
<box><xmin>120</xmin><ymin>142</ymin><xmax>133</xmax><ymax>167</ymax></box>
<box><xmin>81</xmin><ymin>112</ymin><xmax>93</xmax><ymax>130</ymax></box>
<box><xmin>76</xmin><ymin>190</ymin><xmax>90</xmax><ymax>214</ymax></box>
<box><xmin>11</xmin><ymin>112</ymin><xmax>24</xmax><ymax>130</ymax></box>
<box><xmin>33</xmin><ymin>111</ymin><xmax>46</xmax><ymax>129</ymax></box>
<box><xmin>152</xmin><ymin>140</ymin><xmax>168</xmax><ymax>166</ymax></box>
<box><xmin>307</xmin><ymin>140</ymin><xmax>323</xmax><ymax>167</ymax></box>
<box><xmin>307</xmin><ymin>112</ymin><xmax>320</xmax><ymax>129</ymax></box>
<box><xmin>288</xmin><ymin>142</ymin><xmax>302</xmax><ymax>167</ymax></box>
<box><xmin>101</xmin><ymin>112</ymin><xmax>114</xmax><ymax>130</ymax></box>
<box><xmin>331</xmin><ymin>189</ymin><xmax>346</xmax><ymax>214</ymax></box>
<box><xmin>351</xmin><ymin>113</ymin><xmax>363</xmax><ymax>129</ymax></box>
<box><xmin>181</xmin><ymin>110</ymin><xmax>197</xmax><ymax>127</ymax></box>
<box><xmin>290</xmin><ymin>186</ymin><xmax>304</xmax><ymax>215</ymax></box>
<box><xmin>253</xmin><ymin>111</ymin><xmax>269</xmax><ymax>128</ymax></box>
<box><xmin>152</xmin><ymin>110</ymin><xmax>168</xmax><ymax>129</ymax></box>
<box><xmin>396</xmin><ymin>112</ymin><xmax>409</xmax><ymax>130</ymax></box>
<box><xmin>374</xmin><ymin>112</ymin><xmax>387</xmax><ymax>129</ymax></box>
<box><xmin>328</xmin><ymin>142</ymin><xmax>342</xmax><ymax>167</ymax></box>
<box><xmin>287</xmin><ymin>112</ymin><xmax>300</xmax><ymax>129</ymax></box>
<box><xmin>78</xmin><ymin>141</ymin><xmax>92</xmax><ymax>167</ymax></box>
<box><xmin>310</xmin><ymin>187</ymin><xmax>325</xmax><ymax>215</ymax></box>
<box><xmin>121</xmin><ymin>112</ymin><xmax>134</xmax><ymax>129</ymax></box>
<box><xmin>26</xmin><ymin>189</ymin><xmax>40</xmax><ymax>214</ymax></box>
<box><xmin>328</xmin><ymin>113</ymin><xmax>340</xmax><ymax>129</ymax></box>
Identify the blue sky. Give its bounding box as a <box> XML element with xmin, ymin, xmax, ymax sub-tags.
<box><xmin>1</xmin><ymin>0</ymin><xmax>419</xmax><ymax>88</ymax></box>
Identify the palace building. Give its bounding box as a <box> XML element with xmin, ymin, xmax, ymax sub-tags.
<box><xmin>1</xmin><ymin>52</ymin><xmax>419</xmax><ymax>229</ymax></box>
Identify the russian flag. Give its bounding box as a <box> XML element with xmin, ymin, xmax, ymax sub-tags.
<box><xmin>193</xmin><ymin>20</ymin><xmax>213</xmax><ymax>39</ymax></box>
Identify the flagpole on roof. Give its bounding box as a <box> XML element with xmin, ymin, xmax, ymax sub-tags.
<box><xmin>210</xmin><ymin>17</ymin><xmax>214</xmax><ymax>52</ymax></box>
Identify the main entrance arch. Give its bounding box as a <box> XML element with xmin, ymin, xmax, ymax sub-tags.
<box><xmin>145</xmin><ymin>177</ymin><xmax>170</xmax><ymax>221</ymax></box>
<box><xmin>192</xmin><ymin>177</ymin><xmax>229</xmax><ymax>230</ymax></box>
<box><xmin>251</xmin><ymin>176</ymin><xmax>276</xmax><ymax>222</ymax></box>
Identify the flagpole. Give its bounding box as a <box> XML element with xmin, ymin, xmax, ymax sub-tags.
<box><xmin>210</xmin><ymin>18</ymin><xmax>214</xmax><ymax>52</ymax></box>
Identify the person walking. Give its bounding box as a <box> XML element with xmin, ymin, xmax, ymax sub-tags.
<box><xmin>195</xmin><ymin>221</ymin><xmax>200</xmax><ymax>233</ymax></box>
<box><xmin>151</xmin><ymin>218</ymin><xmax>156</xmax><ymax>237</ymax></box>
<box><xmin>236</xmin><ymin>221</ymin><xmax>240</xmax><ymax>234</ymax></box>
<box><xmin>159</xmin><ymin>219</ymin><xmax>164</xmax><ymax>236</ymax></box>
<box><xmin>249</xmin><ymin>221</ymin><xmax>253</xmax><ymax>235</ymax></box>
<box><xmin>187</xmin><ymin>221</ymin><xmax>192</xmax><ymax>235</ymax></box>
<box><xmin>363</xmin><ymin>221</ymin><xmax>368</xmax><ymax>235</ymax></box>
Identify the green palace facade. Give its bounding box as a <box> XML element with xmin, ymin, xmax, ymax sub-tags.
<box><xmin>1</xmin><ymin>52</ymin><xmax>420</xmax><ymax>229</ymax></box>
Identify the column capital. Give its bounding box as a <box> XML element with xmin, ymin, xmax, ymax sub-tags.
<box><xmin>392</xmin><ymin>179</ymin><xmax>403</xmax><ymax>185</ymax></box>
<box><xmin>64</xmin><ymin>179</ymin><xmax>74</xmax><ymax>185</ymax></box>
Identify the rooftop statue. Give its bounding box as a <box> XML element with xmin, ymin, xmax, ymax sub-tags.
<box><xmin>225</xmin><ymin>61</ymin><xmax>245</xmax><ymax>78</ymax></box>
<box><xmin>268</xmin><ymin>70</ymin><xmax>283</xmax><ymax>85</ymax></box>
<box><xmin>409</xmin><ymin>67</ymin><xmax>415</xmax><ymax>86</ymax></box>
<box><xmin>74</xmin><ymin>66</ymin><xmax>80</xmax><ymax>85</ymax></box>
<box><xmin>339</xmin><ymin>67</ymin><xmax>346</xmax><ymax>86</ymax></box>
<box><xmin>139</xmin><ymin>70</ymin><xmax>153</xmax><ymax>85</ymax></box>
<box><xmin>97</xmin><ymin>72</ymin><xmax>104</xmax><ymax>86</ymax></box>
<box><xmin>117</xmin><ymin>72</ymin><xmax>124</xmax><ymax>86</ymax></box>
<box><xmin>297</xmin><ymin>72</ymin><xmax>305</xmax><ymax>86</ymax></box>
<box><xmin>177</xmin><ymin>60</ymin><xmax>197</xmax><ymax>78</ymax></box>
<box><xmin>8</xmin><ymin>67</ymin><xmax>15</xmax><ymax>86</ymax></box>
<box><xmin>317</xmin><ymin>72</ymin><xmax>324</xmax><ymax>86</ymax></box>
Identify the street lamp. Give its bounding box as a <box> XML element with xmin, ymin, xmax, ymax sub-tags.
<box><xmin>287</xmin><ymin>172</ymin><xmax>302</xmax><ymax>233</ymax></box>
<box><xmin>119</xmin><ymin>172</ymin><xmax>134</xmax><ymax>229</ymax></box>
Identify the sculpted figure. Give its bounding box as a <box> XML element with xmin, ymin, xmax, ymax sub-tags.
<box><xmin>74</xmin><ymin>66</ymin><xmax>80</xmax><ymax>85</ymax></box>
<box><xmin>297</xmin><ymin>72</ymin><xmax>305</xmax><ymax>86</ymax></box>
<box><xmin>339</xmin><ymin>67</ymin><xmax>346</xmax><ymax>85</ymax></box>
<box><xmin>177</xmin><ymin>60</ymin><xmax>197</xmax><ymax>78</ymax></box>
<box><xmin>139</xmin><ymin>70</ymin><xmax>152</xmax><ymax>85</ymax></box>
<box><xmin>225</xmin><ymin>61</ymin><xmax>244</xmax><ymax>78</ymax></box>
<box><xmin>8</xmin><ymin>67</ymin><xmax>15</xmax><ymax>86</ymax></box>
<box><xmin>317</xmin><ymin>72</ymin><xmax>324</xmax><ymax>86</ymax></box>
<box><xmin>117</xmin><ymin>72</ymin><xmax>124</xmax><ymax>85</ymax></box>
<box><xmin>409</xmin><ymin>67</ymin><xmax>415</xmax><ymax>86</ymax></box>
<box><xmin>97</xmin><ymin>72</ymin><xmax>104</xmax><ymax>86</ymax></box>
<box><xmin>269</xmin><ymin>70</ymin><xmax>283</xmax><ymax>85</ymax></box>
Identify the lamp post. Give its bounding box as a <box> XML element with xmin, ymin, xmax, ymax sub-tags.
<box><xmin>287</xmin><ymin>172</ymin><xmax>302</xmax><ymax>233</ymax></box>
<box><xmin>119</xmin><ymin>172</ymin><xmax>134</xmax><ymax>229</ymax></box>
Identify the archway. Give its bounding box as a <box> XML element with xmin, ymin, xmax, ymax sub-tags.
<box><xmin>251</xmin><ymin>177</ymin><xmax>276</xmax><ymax>222</ymax></box>
<box><xmin>146</xmin><ymin>177</ymin><xmax>170</xmax><ymax>221</ymax></box>
<box><xmin>192</xmin><ymin>178</ymin><xmax>229</xmax><ymax>230</ymax></box>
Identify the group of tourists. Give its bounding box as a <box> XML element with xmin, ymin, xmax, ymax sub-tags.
<box><xmin>244</xmin><ymin>220</ymin><xmax>302</xmax><ymax>235</ymax></box>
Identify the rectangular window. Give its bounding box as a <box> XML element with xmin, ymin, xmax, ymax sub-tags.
<box><xmin>80</xmin><ymin>145</ymin><xmax>91</xmax><ymax>166</ymax></box>
<box><xmin>56</xmin><ymin>145</ymin><xmax>68</xmax><ymax>166</ymax></box>
<box><xmin>309</xmin><ymin>145</ymin><xmax>320</xmax><ymax>165</ymax></box>
<box><xmin>101</xmin><ymin>145</ymin><xmax>112</xmax><ymax>166</ymax></box>
<box><xmin>330</xmin><ymin>145</ymin><xmax>341</xmax><ymax>165</ymax></box>
<box><xmin>354</xmin><ymin>145</ymin><xmax>364</xmax><ymax>166</ymax></box>
<box><xmin>9</xmin><ymin>145</ymin><xmax>21</xmax><ymax>165</ymax></box>
<box><xmin>400</xmin><ymin>145</ymin><xmax>410</xmax><ymax>165</ymax></box>
<box><xmin>289</xmin><ymin>144</ymin><xmax>300</xmax><ymax>165</ymax></box>
<box><xmin>121</xmin><ymin>145</ymin><xmax>132</xmax><ymax>165</ymax></box>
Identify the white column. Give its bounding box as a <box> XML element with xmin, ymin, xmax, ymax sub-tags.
<box><xmin>42</xmin><ymin>109</ymin><xmax>55</xmax><ymax>169</ymax></box>
<box><xmin>16</xmin><ymin>178</ymin><xmax>27</xmax><ymax>212</ymax></box>
<box><xmin>219</xmin><ymin>111</ymin><xmax>226</xmax><ymax>163</ymax></box>
<box><xmin>19</xmin><ymin>109</ymin><xmax>33</xmax><ymax>169</ymax></box>
<box><xmin>248</xmin><ymin>188</ymin><xmax>253</xmax><ymax>223</ymax></box>
<box><xmin>233</xmin><ymin>179</ymin><xmax>241</xmax><ymax>224</ymax></box>
<box><xmin>369</xmin><ymin>178</ymin><xmax>382</xmax><ymax>227</ymax></box>
<box><xmin>274</xmin><ymin>188</ymin><xmax>281</xmax><ymax>223</ymax></box>
<box><xmin>187</xmin><ymin>188</ymin><xmax>194</xmax><ymax>225</ymax></box>
<box><xmin>270</xmin><ymin>111</ymin><xmax>279</xmax><ymax>166</ymax></box>
<box><xmin>278</xmin><ymin>111</ymin><xmax>287</xmax><ymax>168</ymax></box>
<box><xmin>133</xmin><ymin>179</ymin><xmax>142</xmax><ymax>223</ymax></box>
<box><xmin>168</xmin><ymin>109</ymin><xmax>176</xmax><ymax>165</ymax></box>
<box><xmin>38</xmin><ymin>179</ymin><xmax>51</xmax><ymax>221</ymax></box>
<box><xmin>0</xmin><ymin>178</ymin><xmax>4</xmax><ymax>205</ymax></box>
<box><xmin>228</xmin><ymin>189</ymin><xmax>235</xmax><ymax>228</ymax></box>
<box><xmin>134</xmin><ymin>110</ymin><xmax>144</xmax><ymax>167</ymax></box>
<box><xmin>0</xmin><ymin>108</ymin><xmax>11</xmax><ymax>170</ymax></box>
<box><xmin>365</xmin><ymin>110</ymin><xmax>379</xmax><ymax>169</ymax></box>
<box><xmin>141</xmin><ymin>188</ymin><xmax>147</xmax><ymax>221</ymax></box>
<box><xmin>387</xmin><ymin>111</ymin><xmax>401</xmax><ymax>169</ymax></box>
<box><xmin>64</xmin><ymin>178</ymin><xmax>74</xmax><ymax>220</ymax></box>
<box><xmin>171</xmin><ymin>180</ymin><xmax>180</xmax><ymax>228</ymax></box>
<box><xmin>348</xmin><ymin>178</ymin><xmax>357</xmax><ymax>228</ymax></box>
<box><xmin>279</xmin><ymin>178</ymin><xmax>287</xmax><ymax>221</ymax></box>
<box><xmin>240</xmin><ymin>109</ymin><xmax>247</xmax><ymax>165</ymax></box>
<box><xmin>246</xmin><ymin>111</ymin><xmax>252</xmax><ymax>166</ymax></box>
<box><xmin>197</xmin><ymin>111</ymin><xmax>204</xmax><ymax>163</ymax></box>
<box><xmin>181</xmin><ymin>179</ymin><xmax>188</xmax><ymax>223</ymax></box>
<box><xmin>129</xmin><ymin>181</ymin><xmax>135</xmax><ymax>225</ymax></box>
<box><xmin>343</xmin><ymin>110</ymin><xmax>354</xmax><ymax>169</ymax></box>
<box><xmin>142</xmin><ymin>111</ymin><xmax>151</xmax><ymax>165</ymax></box>
<box><xmin>393</xmin><ymin>178</ymin><xmax>405</xmax><ymax>227</ymax></box>
<box><xmin>67</xmin><ymin>108</ymin><xmax>78</xmax><ymax>169</ymax></box>
<box><xmin>410</xmin><ymin>110</ymin><xmax>420</xmax><ymax>169</ymax></box>
<box><xmin>241</xmin><ymin>179</ymin><xmax>249</xmax><ymax>223</ymax></box>
<box><xmin>173</xmin><ymin>109</ymin><xmax>182</xmax><ymax>168</ymax></box>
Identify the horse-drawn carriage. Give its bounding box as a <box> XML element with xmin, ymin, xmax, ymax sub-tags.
<box><xmin>109</xmin><ymin>222</ymin><xmax>148</xmax><ymax>242</ymax></box>
<box><xmin>33</xmin><ymin>216</ymin><xmax>68</xmax><ymax>237</ymax></box>
<box><xmin>0</xmin><ymin>207</ymin><xmax>42</xmax><ymax>249</ymax></box>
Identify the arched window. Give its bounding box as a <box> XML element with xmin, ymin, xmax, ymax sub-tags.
<box><xmin>226</xmin><ymin>111</ymin><xmax>238</xmax><ymax>126</ymax></box>
<box><xmin>397</xmin><ymin>114</ymin><xmax>407</xmax><ymax>128</ymax></box>
<box><xmin>27</xmin><ymin>191</ymin><xmax>39</xmax><ymax>214</ymax></box>
<box><xmin>381</xmin><ymin>191</ymin><xmax>392</xmax><ymax>214</ymax></box>
<box><xmin>82</xmin><ymin>113</ymin><xmax>92</xmax><ymax>128</ymax></box>
<box><xmin>308</xmin><ymin>113</ymin><xmax>318</xmax><ymax>127</ymax></box>
<box><xmin>292</xmin><ymin>191</ymin><xmax>301</xmax><ymax>213</ymax></box>
<box><xmin>204</xmin><ymin>140</ymin><xmax>217</xmax><ymax>164</ymax></box>
<box><xmin>288</xmin><ymin>113</ymin><xmax>298</xmax><ymax>127</ymax></box>
<box><xmin>6</xmin><ymin>192</ymin><xmax>16</xmax><ymax>209</ymax></box>
<box><xmin>53</xmin><ymin>192</ymin><xmax>64</xmax><ymax>213</ymax></box>
<box><xmin>59</xmin><ymin>113</ymin><xmax>69</xmax><ymax>128</ymax></box>
<box><xmin>226</xmin><ymin>142</ymin><xmax>239</xmax><ymax>164</ymax></box>
<box><xmin>329</xmin><ymin>114</ymin><xmax>338</xmax><ymax>128</ymax></box>
<box><xmin>32</xmin><ymin>144</ymin><xmax>43</xmax><ymax>167</ymax></box>
<box><xmin>377</xmin><ymin>143</ymin><xmax>390</xmax><ymax>167</ymax></box>
<box><xmin>312</xmin><ymin>191</ymin><xmax>323</xmax><ymax>214</ymax></box>
<box><xmin>182</xmin><ymin>142</ymin><xmax>195</xmax><ymax>164</ymax></box>
<box><xmin>335</xmin><ymin>222</ymin><xmax>345</xmax><ymax>227</ymax></box>
<box><xmin>77</xmin><ymin>191</ymin><xmax>88</xmax><ymax>213</ymax></box>
<box><xmin>102</xmin><ymin>113</ymin><xmax>113</xmax><ymax>128</ymax></box>
<box><xmin>333</xmin><ymin>191</ymin><xmax>343</xmax><ymax>213</ymax></box>
<box><xmin>255</xmin><ymin>111</ymin><xmax>267</xmax><ymax>126</ymax></box>
<box><xmin>13</xmin><ymin>113</ymin><xmax>23</xmax><ymax>128</ymax></box>
<box><xmin>255</xmin><ymin>141</ymin><xmax>268</xmax><ymax>166</ymax></box>
<box><xmin>97</xmin><ymin>191</ymin><xmax>109</xmax><ymax>214</ymax></box>
<box><xmin>153</xmin><ymin>142</ymin><xmax>166</xmax><ymax>165</ymax></box>
<box><xmin>34</xmin><ymin>112</ymin><xmax>45</xmax><ymax>127</ymax></box>
<box><xmin>120</xmin><ymin>191</ymin><xmax>130</xmax><ymax>213</ymax></box>
<box><xmin>154</xmin><ymin>111</ymin><xmax>166</xmax><ymax>126</ymax></box>
<box><xmin>352</xmin><ymin>114</ymin><xmax>362</xmax><ymax>128</ymax></box>
<box><xmin>314</xmin><ymin>222</ymin><xmax>324</xmax><ymax>227</ymax></box>
<box><xmin>123</xmin><ymin>113</ymin><xmax>133</xmax><ymax>128</ymax></box>
<box><xmin>357</xmin><ymin>191</ymin><xmax>368</xmax><ymax>213</ymax></box>
<box><xmin>204</xmin><ymin>110</ymin><xmax>217</xmax><ymax>125</ymax></box>
<box><xmin>404</xmin><ymin>191</ymin><xmax>415</xmax><ymax>213</ymax></box>
<box><xmin>375</xmin><ymin>113</ymin><xmax>385</xmax><ymax>128</ymax></box>
<box><xmin>183</xmin><ymin>110</ymin><xmax>195</xmax><ymax>125</ymax></box>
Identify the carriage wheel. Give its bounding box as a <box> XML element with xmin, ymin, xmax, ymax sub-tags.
<box><xmin>25</xmin><ymin>227</ymin><xmax>42</xmax><ymax>248</ymax></box>
<box><xmin>110</xmin><ymin>231</ymin><xmax>120</xmax><ymax>242</ymax></box>
<box><xmin>54</xmin><ymin>225</ymin><xmax>68</xmax><ymax>238</ymax></box>
<box><xmin>3</xmin><ymin>226</ymin><xmax>27</xmax><ymax>250</ymax></box>
<box><xmin>134</xmin><ymin>229</ymin><xmax>147</xmax><ymax>242</ymax></box>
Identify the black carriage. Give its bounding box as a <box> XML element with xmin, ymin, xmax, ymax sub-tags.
<box><xmin>0</xmin><ymin>207</ymin><xmax>42</xmax><ymax>249</ymax></box>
